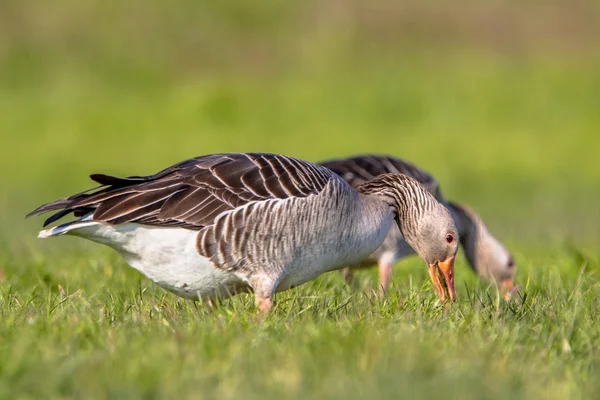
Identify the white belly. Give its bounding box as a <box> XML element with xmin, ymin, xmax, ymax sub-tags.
<box><xmin>69</xmin><ymin>223</ymin><xmax>247</xmax><ymax>299</ymax></box>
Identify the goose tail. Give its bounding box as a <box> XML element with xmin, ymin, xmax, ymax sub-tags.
<box><xmin>38</xmin><ymin>216</ymin><xmax>96</xmax><ymax>238</ymax></box>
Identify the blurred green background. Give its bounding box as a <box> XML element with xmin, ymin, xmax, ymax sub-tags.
<box><xmin>1</xmin><ymin>1</ymin><xmax>600</xmax><ymax>399</ymax></box>
<box><xmin>2</xmin><ymin>0</ymin><xmax>600</xmax><ymax>248</ymax></box>
<box><xmin>2</xmin><ymin>0</ymin><xmax>600</xmax><ymax>246</ymax></box>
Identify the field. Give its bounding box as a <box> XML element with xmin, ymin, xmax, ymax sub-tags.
<box><xmin>1</xmin><ymin>1</ymin><xmax>600</xmax><ymax>399</ymax></box>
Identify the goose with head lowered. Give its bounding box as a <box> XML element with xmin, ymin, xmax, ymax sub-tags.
<box><xmin>320</xmin><ymin>154</ymin><xmax>516</xmax><ymax>299</ymax></box>
<box><xmin>27</xmin><ymin>153</ymin><xmax>459</xmax><ymax>311</ymax></box>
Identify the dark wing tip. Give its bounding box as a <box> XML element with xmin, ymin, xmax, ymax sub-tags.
<box><xmin>26</xmin><ymin>174</ymin><xmax>110</xmax><ymax>219</ymax></box>
<box><xmin>25</xmin><ymin>199</ymin><xmax>70</xmax><ymax>219</ymax></box>
<box><xmin>90</xmin><ymin>174</ymin><xmax>116</xmax><ymax>185</ymax></box>
<box><xmin>90</xmin><ymin>173</ymin><xmax>145</xmax><ymax>186</ymax></box>
<box><xmin>25</xmin><ymin>209</ymin><xmax>39</xmax><ymax>219</ymax></box>
<box><xmin>24</xmin><ymin>209</ymin><xmax>38</xmax><ymax>219</ymax></box>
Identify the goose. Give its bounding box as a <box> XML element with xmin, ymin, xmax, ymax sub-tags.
<box><xmin>320</xmin><ymin>155</ymin><xmax>516</xmax><ymax>298</ymax></box>
<box><xmin>27</xmin><ymin>153</ymin><xmax>459</xmax><ymax>311</ymax></box>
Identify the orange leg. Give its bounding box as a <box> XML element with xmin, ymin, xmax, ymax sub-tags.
<box><xmin>378</xmin><ymin>262</ymin><xmax>393</xmax><ymax>296</ymax></box>
<box><xmin>255</xmin><ymin>296</ymin><xmax>273</xmax><ymax>313</ymax></box>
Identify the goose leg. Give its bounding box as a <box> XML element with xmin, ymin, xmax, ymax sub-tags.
<box><xmin>341</xmin><ymin>267</ymin><xmax>354</xmax><ymax>286</ymax></box>
<box><xmin>205</xmin><ymin>297</ymin><xmax>217</xmax><ymax>311</ymax></box>
<box><xmin>378</xmin><ymin>262</ymin><xmax>393</xmax><ymax>296</ymax></box>
<box><xmin>249</xmin><ymin>274</ymin><xmax>278</xmax><ymax>314</ymax></box>
<box><xmin>255</xmin><ymin>296</ymin><xmax>273</xmax><ymax>312</ymax></box>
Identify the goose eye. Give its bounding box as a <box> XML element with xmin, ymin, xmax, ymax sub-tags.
<box><xmin>445</xmin><ymin>234</ymin><xmax>455</xmax><ymax>244</ymax></box>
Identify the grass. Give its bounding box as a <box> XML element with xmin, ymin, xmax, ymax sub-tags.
<box><xmin>1</xmin><ymin>244</ymin><xmax>599</xmax><ymax>399</ymax></box>
<box><xmin>3</xmin><ymin>68</ymin><xmax>600</xmax><ymax>398</ymax></box>
<box><xmin>2</xmin><ymin>1</ymin><xmax>600</xmax><ymax>398</ymax></box>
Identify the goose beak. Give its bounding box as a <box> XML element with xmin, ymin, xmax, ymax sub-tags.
<box><xmin>428</xmin><ymin>256</ymin><xmax>456</xmax><ymax>302</ymax></box>
<box><xmin>500</xmin><ymin>278</ymin><xmax>517</xmax><ymax>300</ymax></box>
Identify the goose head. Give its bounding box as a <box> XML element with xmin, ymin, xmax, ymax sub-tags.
<box><xmin>359</xmin><ymin>174</ymin><xmax>459</xmax><ymax>301</ymax></box>
<box><xmin>447</xmin><ymin>202</ymin><xmax>516</xmax><ymax>299</ymax></box>
<box><xmin>400</xmin><ymin>205</ymin><xmax>460</xmax><ymax>302</ymax></box>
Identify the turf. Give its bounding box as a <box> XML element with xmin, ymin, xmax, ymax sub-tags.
<box><xmin>2</xmin><ymin>1</ymin><xmax>600</xmax><ymax>399</ymax></box>
<box><xmin>1</xmin><ymin>244</ymin><xmax>599</xmax><ymax>399</ymax></box>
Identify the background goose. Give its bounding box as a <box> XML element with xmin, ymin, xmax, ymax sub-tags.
<box><xmin>320</xmin><ymin>155</ymin><xmax>516</xmax><ymax>298</ymax></box>
<box><xmin>27</xmin><ymin>153</ymin><xmax>459</xmax><ymax>311</ymax></box>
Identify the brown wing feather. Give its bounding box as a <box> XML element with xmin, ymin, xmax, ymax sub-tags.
<box><xmin>320</xmin><ymin>154</ymin><xmax>441</xmax><ymax>197</ymax></box>
<box><xmin>27</xmin><ymin>153</ymin><xmax>334</xmax><ymax>229</ymax></box>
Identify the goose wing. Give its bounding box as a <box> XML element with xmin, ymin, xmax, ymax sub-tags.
<box><xmin>27</xmin><ymin>153</ymin><xmax>335</xmax><ymax>230</ymax></box>
<box><xmin>320</xmin><ymin>154</ymin><xmax>441</xmax><ymax>199</ymax></box>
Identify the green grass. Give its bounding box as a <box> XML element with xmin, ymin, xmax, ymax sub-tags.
<box><xmin>1</xmin><ymin>244</ymin><xmax>599</xmax><ymax>399</ymax></box>
<box><xmin>2</xmin><ymin>1</ymin><xmax>600</xmax><ymax>398</ymax></box>
<box><xmin>3</xmin><ymin>66</ymin><xmax>600</xmax><ymax>397</ymax></box>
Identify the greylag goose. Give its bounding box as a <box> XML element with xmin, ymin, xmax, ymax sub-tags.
<box><xmin>320</xmin><ymin>155</ymin><xmax>515</xmax><ymax>298</ymax></box>
<box><xmin>27</xmin><ymin>153</ymin><xmax>459</xmax><ymax>311</ymax></box>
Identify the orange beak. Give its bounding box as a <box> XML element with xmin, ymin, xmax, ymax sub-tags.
<box><xmin>500</xmin><ymin>278</ymin><xmax>517</xmax><ymax>300</ymax></box>
<box><xmin>428</xmin><ymin>255</ymin><xmax>456</xmax><ymax>302</ymax></box>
